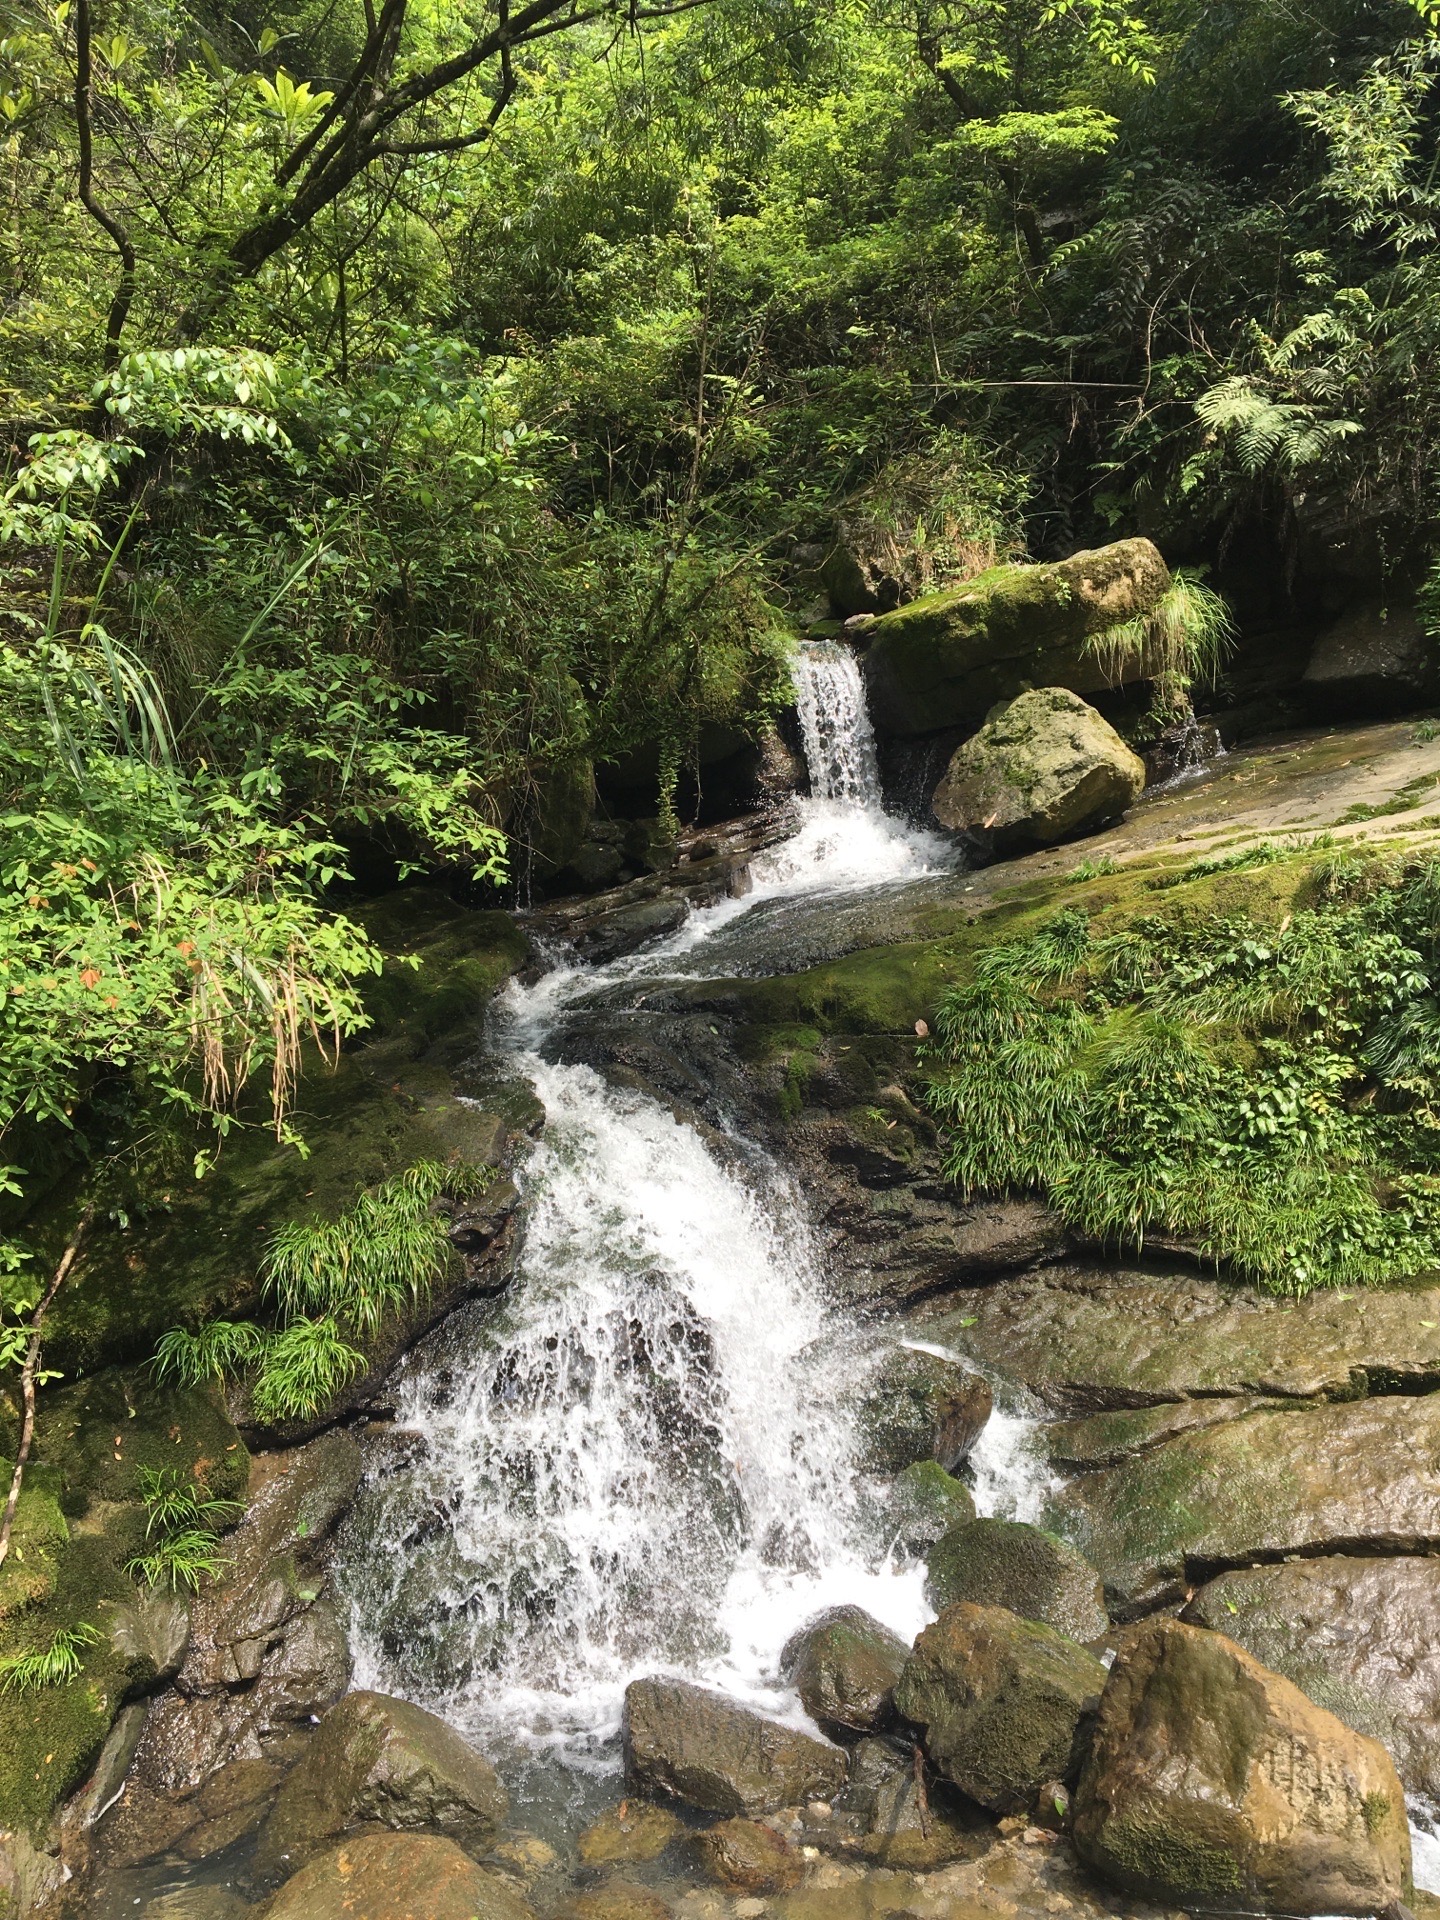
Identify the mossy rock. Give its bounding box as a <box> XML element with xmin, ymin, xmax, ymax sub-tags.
<box><xmin>863</xmin><ymin>538</ymin><xmax>1169</xmax><ymax>735</ymax></box>
<box><xmin>895</xmin><ymin>1601</ymin><xmax>1107</xmax><ymax>1812</ymax></box>
<box><xmin>924</xmin><ymin>1519</ymin><xmax>1108</xmax><ymax>1642</ymax></box>
<box><xmin>0</xmin><ymin>1372</ymin><xmax>248</xmax><ymax>1840</ymax></box>
<box><xmin>884</xmin><ymin>1461</ymin><xmax>977</xmax><ymax>1554</ymax></box>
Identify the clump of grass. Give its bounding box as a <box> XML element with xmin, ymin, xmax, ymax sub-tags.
<box><xmin>0</xmin><ymin>1623</ymin><xmax>99</xmax><ymax>1694</ymax></box>
<box><xmin>125</xmin><ymin>1466</ymin><xmax>242</xmax><ymax>1593</ymax></box>
<box><xmin>1072</xmin><ymin>854</ymin><xmax>1120</xmax><ymax>881</ymax></box>
<box><xmin>1151</xmin><ymin>839</ymin><xmax>1288</xmax><ymax>888</ymax></box>
<box><xmin>151</xmin><ymin>1159</ymin><xmax>486</xmax><ymax>1421</ymax></box>
<box><xmin>924</xmin><ymin>856</ymin><xmax>1440</xmax><ymax>1294</ymax></box>
<box><xmin>1087</xmin><ymin>569</ymin><xmax>1236</xmax><ymax>713</ymax></box>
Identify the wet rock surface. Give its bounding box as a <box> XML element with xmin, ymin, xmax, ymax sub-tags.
<box><xmin>855</xmin><ymin>1348</ymin><xmax>992</xmax><ymax>1475</ymax></box>
<box><xmin>263</xmin><ymin>1830</ymin><xmax>533</xmax><ymax>1920</ymax></box>
<box><xmin>1073</xmin><ymin>1618</ymin><xmax>1412</xmax><ymax>1916</ymax></box>
<box><xmin>882</xmin><ymin>1460</ymin><xmax>976</xmax><ymax>1553</ymax></box>
<box><xmin>915</xmin><ymin>1263</ymin><xmax>1440</xmax><ymax>1408</ymax></box>
<box><xmin>95</xmin><ymin>1432</ymin><xmax>361</xmax><ymax>1870</ymax></box>
<box><xmin>895</xmin><ymin>1602</ymin><xmax>1107</xmax><ymax>1812</ymax></box>
<box><xmin>1182</xmin><ymin>1555</ymin><xmax>1440</xmax><ymax>1803</ymax></box>
<box><xmin>695</xmin><ymin>1817</ymin><xmax>804</xmax><ymax>1892</ymax></box>
<box><xmin>924</xmin><ymin>1519</ymin><xmax>1108</xmax><ymax>1643</ymax></box>
<box><xmin>780</xmin><ymin>1607</ymin><xmax>910</xmax><ymax>1740</ymax></box>
<box><xmin>624</xmin><ymin>1679</ymin><xmax>848</xmax><ymax>1815</ymax></box>
<box><xmin>253</xmin><ymin>1688</ymin><xmax>508</xmax><ymax>1883</ymax></box>
<box><xmin>1054</xmin><ymin>1390</ymin><xmax>1440</xmax><ymax>1613</ymax></box>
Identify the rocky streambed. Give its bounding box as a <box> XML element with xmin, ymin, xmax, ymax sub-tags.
<box><xmin>11</xmin><ymin>710</ymin><xmax>1440</xmax><ymax>1920</ymax></box>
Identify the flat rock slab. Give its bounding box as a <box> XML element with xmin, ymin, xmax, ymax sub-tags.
<box><xmin>264</xmin><ymin>1832</ymin><xmax>531</xmax><ymax>1920</ymax></box>
<box><xmin>1183</xmin><ymin>1555</ymin><xmax>1440</xmax><ymax>1803</ymax></box>
<box><xmin>915</xmin><ymin>1265</ymin><xmax>1440</xmax><ymax>1408</ymax></box>
<box><xmin>1053</xmin><ymin>1393</ymin><xmax>1440</xmax><ymax>1611</ymax></box>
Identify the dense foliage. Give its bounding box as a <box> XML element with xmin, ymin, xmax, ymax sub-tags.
<box><xmin>3</xmin><ymin>0</ymin><xmax>1440</xmax><ymax>1346</ymax></box>
<box><xmin>926</xmin><ymin>852</ymin><xmax>1440</xmax><ymax>1293</ymax></box>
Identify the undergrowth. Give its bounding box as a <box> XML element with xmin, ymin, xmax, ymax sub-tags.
<box><xmin>925</xmin><ymin>853</ymin><xmax>1440</xmax><ymax>1293</ymax></box>
<box><xmin>0</xmin><ymin>1623</ymin><xmax>99</xmax><ymax>1694</ymax></box>
<box><xmin>153</xmin><ymin>1159</ymin><xmax>487</xmax><ymax>1419</ymax></box>
<box><xmin>125</xmin><ymin>1466</ymin><xmax>241</xmax><ymax>1592</ymax></box>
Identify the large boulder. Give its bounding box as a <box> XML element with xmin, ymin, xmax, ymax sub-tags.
<box><xmin>780</xmin><ymin>1606</ymin><xmax>910</xmax><ymax>1739</ymax></box>
<box><xmin>856</xmin><ymin>1347</ymin><xmax>992</xmax><ymax>1476</ymax></box>
<box><xmin>930</xmin><ymin>689</ymin><xmax>1146</xmax><ymax>851</ymax></box>
<box><xmin>1051</xmin><ymin>1389</ymin><xmax>1440</xmax><ymax>1615</ymax></box>
<box><xmin>264</xmin><ymin>1831</ymin><xmax>532</xmax><ymax>1920</ymax></box>
<box><xmin>894</xmin><ymin>1602</ymin><xmax>1107</xmax><ymax>1811</ymax></box>
<box><xmin>925</xmin><ymin>1519</ymin><xmax>1108</xmax><ymax>1643</ymax></box>
<box><xmin>863</xmin><ymin>538</ymin><xmax>1171</xmax><ymax>736</ymax></box>
<box><xmin>1072</xmin><ymin>1618</ymin><xmax>1412</xmax><ymax>1915</ymax></box>
<box><xmin>254</xmin><ymin>1690</ymin><xmax>507</xmax><ymax>1882</ymax></box>
<box><xmin>622</xmin><ymin>1677</ymin><xmax>846</xmax><ymax>1815</ymax></box>
<box><xmin>1183</xmin><ymin>1556</ymin><xmax>1440</xmax><ymax>1803</ymax></box>
<box><xmin>1302</xmin><ymin>600</ymin><xmax>1435</xmax><ymax>716</ymax></box>
<box><xmin>918</xmin><ymin>1263</ymin><xmax>1440</xmax><ymax>1408</ymax></box>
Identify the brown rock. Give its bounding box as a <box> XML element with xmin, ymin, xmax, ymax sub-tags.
<box><xmin>264</xmin><ymin>1831</ymin><xmax>532</xmax><ymax>1920</ymax></box>
<box><xmin>1072</xmin><ymin>1618</ymin><xmax>1412</xmax><ymax>1915</ymax></box>
<box><xmin>781</xmin><ymin>1606</ymin><xmax>909</xmax><ymax>1739</ymax></box>
<box><xmin>558</xmin><ymin>1885</ymin><xmax>671</xmax><ymax>1920</ymax></box>
<box><xmin>577</xmin><ymin>1802</ymin><xmax>683</xmax><ymax>1866</ymax></box>
<box><xmin>1183</xmin><ymin>1556</ymin><xmax>1440</xmax><ymax>1803</ymax></box>
<box><xmin>623</xmin><ymin>1678</ymin><xmax>846</xmax><ymax>1815</ymax></box>
<box><xmin>695</xmin><ymin>1817</ymin><xmax>803</xmax><ymax>1892</ymax></box>
<box><xmin>254</xmin><ymin>1690</ymin><xmax>506</xmax><ymax>1882</ymax></box>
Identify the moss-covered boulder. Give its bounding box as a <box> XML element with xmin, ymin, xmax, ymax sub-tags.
<box><xmin>1072</xmin><ymin>1618</ymin><xmax>1412</xmax><ymax>1915</ymax></box>
<box><xmin>254</xmin><ymin>1690</ymin><xmax>507</xmax><ymax>1883</ymax></box>
<box><xmin>883</xmin><ymin>1461</ymin><xmax>976</xmax><ymax>1554</ymax></box>
<box><xmin>265</xmin><ymin>1831</ymin><xmax>532</xmax><ymax>1920</ymax></box>
<box><xmin>924</xmin><ymin>1519</ymin><xmax>1108</xmax><ymax>1643</ymax></box>
<box><xmin>862</xmin><ymin>538</ymin><xmax>1170</xmax><ymax>736</ymax></box>
<box><xmin>1183</xmin><ymin>1556</ymin><xmax>1440</xmax><ymax>1804</ymax></box>
<box><xmin>894</xmin><ymin>1602</ymin><xmax>1106</xmax><ymax>1812</ymax></box>
<box><xmin>780</xmin><ymin>1605</ymin><xmax>909</xmax><ymax>1740</ymax></box>
<box><xmin>623</xmin><ymin>1677</ymin><xmax>846</xmax><ymax>1815</ymax></box>
<box><xmin>931</xmin><ymin>689</ymin><xmax>1146</xmax><ymax>851</ymax></box>
<box><xmin>856</xmin><ymin>1348</ymin><xmax>991</xmax><ymax>1476</ymax></box>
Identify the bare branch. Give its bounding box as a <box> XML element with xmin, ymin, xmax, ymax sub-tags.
<box><xmin>73</xmin><ymin>0</ymin><xmax>136</xmax><ymax>368</ymax></box>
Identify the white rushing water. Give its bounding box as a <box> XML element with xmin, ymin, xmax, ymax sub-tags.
<box><xmin>344</xmin><ymin>638</ymin><xmax>1048</xmax><ymax>1809</ymax></box>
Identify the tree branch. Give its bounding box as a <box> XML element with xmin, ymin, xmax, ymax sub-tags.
<box><xmin>74</xmin><ymin>0</ymin><xmax>137</xmax><ymax>369</ymax></box>
<box><xmin>0</xmin><ymin>1212</ymin><xmax>92</xmax><ymax>1572</ymax></box>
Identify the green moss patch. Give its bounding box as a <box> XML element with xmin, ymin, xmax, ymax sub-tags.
<box><xmin>0</xmin><ymin>1371</ymin><xmax>247</xmax><ymax>1839</ymax></box>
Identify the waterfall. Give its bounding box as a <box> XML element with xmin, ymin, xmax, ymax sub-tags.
<box><xmin>339</xmin><ymin>633</ymin><xmax>995</xmax><ymax>1827</ymax></box>
<box><xmin>791</xmin><ymin>642</ymin><xmax>885</xmax><ymax>805</ymax></box>
<box><xmin>345</xmin><ymin>1057</ymin><xmax>930</xmax><ymax>1789</ymax></box>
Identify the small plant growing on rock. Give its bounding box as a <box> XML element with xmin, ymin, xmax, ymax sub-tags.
<box><xmin>0</xmin><ymin>1622</ymin><xmax>99</xmax><ymax>1694</ymax></box>
<box><xmin>125</xmin><ymin>1466</ymin><xmax>241</xmax><ymax>1593</ymax></box>
<box><xmin>152</xmin><ymin>1159</ymin><xmax>487</xmax><ymax>1421</ymax></box>
<box><xmin>925</xmin><ymin>854</ymin><xmax>1440</xmax><ymax>1293</ymax></box>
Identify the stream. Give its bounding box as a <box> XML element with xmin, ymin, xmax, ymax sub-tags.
<box><xmin>337</xmin><ymin>643</ymin><xmax>1055</xmax><ymax>1840</ymax></box>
